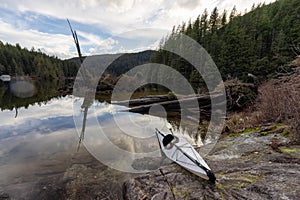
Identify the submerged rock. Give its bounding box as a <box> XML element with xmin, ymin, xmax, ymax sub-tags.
<box><xmin>31</xmin><ymin>149</ymin><xmax>132</xmax><ymax>200</ymax></box>
<box><xmin>0</xmin><ymin>192</ymin><xmax>10</xmax><ymax>200</ymax></box>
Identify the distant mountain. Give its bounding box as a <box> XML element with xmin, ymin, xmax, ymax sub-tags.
<box><xmin>105</xmin><ymin>50</ymin><xmax>155</xmax><ymax>76</ymax></box>
<box><xmin>68</xmin><ymin>50</ymin><xmax>155</xmax><ymax>77</ymax></box>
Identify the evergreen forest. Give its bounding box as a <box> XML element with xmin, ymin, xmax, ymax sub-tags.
<box><xmin>150</xmin><ymin>0</ymin><xmax>300</xmax><ymax>87</ymax></box>
<box><xmin>0</xmin><ymin>41</ymin><xmax>80</xmax><ymax>79</ymax></box>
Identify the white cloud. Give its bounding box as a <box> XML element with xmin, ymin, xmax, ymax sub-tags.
<box><xmin>88</xmin><ymin>37</ymin><xmax>119</xmax><ymax>53</ymax></box>
<box><xmin>0</xmin><ymin>20</ymin><xmax>75</xmax><ymax>58</ymax></box>
<box><xmin>0</xmin><ymin>0</ymin><xmax>201</xmax><ymax>34</ymax></box>
<box><xmin>76</xmin><ymin>31</ymin><xmax>105</xmax><ymax>46</ymax></box>
<box><xmin>76</xmin><ymin>31</ymin><xmax>119</xmax><ymax>52</ymax></box>
<box><xmin>118</xmin><ymin>28</ymin><xmax>168</xmax><ymax>40</ymax></box>
<box><xmin>176</xmin><ymin>0</ymin><xmax>202</xmax><ymax>9</ymax></box>
<box><xmin>212</xmin><ymin>0</ymin><xmax>276</xmax><ymax>14</ymax></box>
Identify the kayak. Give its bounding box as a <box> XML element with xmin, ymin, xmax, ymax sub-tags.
<box><xmin>155</xmin><ymin>129</ymin><xmax>216</xmax><ymax>184</ymax></box>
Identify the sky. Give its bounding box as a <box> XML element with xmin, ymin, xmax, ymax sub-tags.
<box><xmin>0</xmin><ymin>0</ymin><xmax>275</xmax><ymax>59</ymax></box>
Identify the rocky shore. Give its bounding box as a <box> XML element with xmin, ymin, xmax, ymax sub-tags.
<box><xmin>123</xmin><ymin>124</ymin><xmax>300</xmax><ymax>199</ymax></box>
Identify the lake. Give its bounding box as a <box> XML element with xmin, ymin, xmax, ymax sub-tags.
<box><xmin>0</xmin><ymin>79</ymin><xmax>205</xmax><ymax>199</ymax></box>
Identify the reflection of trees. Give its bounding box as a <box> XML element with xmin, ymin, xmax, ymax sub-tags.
<box><xmin>167</xmin><ymin>118</ymin><xmax>208</xmax><ymax>146</ymax></box>
<box><xmin>77</xmin><ymin>91</ymin><xmax>94</xmax><ymax>151</ymax></box>
<box><xmin>74</xmin><ymin>59</ymin><xmax>100</xmax><ymax>151</ymax></box>
<box><xmin>0</xmin><ymin>79</ymin><xmax>73</xmax><ymax>112</ymax></box>
<box><xmin>14</xmin><ymin>106</ymin><xmax>18</xmax><ymax>118</ymax></box>
<box><xmin>72</xmin><ymin>56</ymin><xmax>97</xmax><ymax>151</ymax></box>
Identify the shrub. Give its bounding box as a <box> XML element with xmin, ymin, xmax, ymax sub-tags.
<box><xmin>257</xmin><ymin>77</ymin><xmax>300</xmax><ymax>141</ymax></box>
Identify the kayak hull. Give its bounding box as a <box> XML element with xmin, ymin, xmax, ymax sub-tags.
<box><xmin>156</xmin><ymin>130</ymin><xmax>215</xmax><ymax>182</ymax></box>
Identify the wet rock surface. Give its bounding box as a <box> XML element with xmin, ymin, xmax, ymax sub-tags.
<box><xmin>123</xmin><ymin>128</ymin><xmax>300</xmax><ymax>200</ymax></box>
<box><xmin>0</xmin><ymin>192</ymin><xmax>10</xmax><ymax>200</ymax></box>
<box><xmin>33</xmin><ymin>149</ymin><xmax>132</xmax><ymax>200</ymax></box>
<box><xmin>0</xmin><ymin>147</ymin><xmax>131</xmax><ymax>200</ymax></box>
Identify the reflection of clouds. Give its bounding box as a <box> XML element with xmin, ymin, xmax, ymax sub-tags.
<box><xmin>0</xmin><ymin>96</ymin><xmax>74</xmax><ymax>126</ymax></box>
<box><xmin>0</xmin><ymin>96</ymin><xmax>78</xmax><ymax>142</ymax></box>
<box><xmin>73</xmin><ymin>100</ymin><xmax>170</xmax><ymax>173</ymax></box>
<box><xmin>0</xmin><ymin>95</ymin><xmax>190</xmax><ymax>175</ymax></box>
<box><xmin>0</xmin><ymin>116</ymin><xmax>75</xmax><ymax>140</ymax></box>
<box><xmin>93</xmin><ymin>102</ymin><xmax>119</xmax><ymax>116</ymax></box>
<box><xmin>0</xmin><ymin>95</ymin><xmax>166</xmax><ymax>195</ymax></box>
<box><xmin>81</xmin><ymin>101</ymin><xmax>167</xmax><ymax>138</ymax></box>
<box><xmin>113</xmin><ymin>112</ymin><xmax>166</xmax><ymax>138</ymax></box>
<box><xmin>0</xmin><ymin>127</ymin><xmax>78</xmax><ymax>196</ymax></box>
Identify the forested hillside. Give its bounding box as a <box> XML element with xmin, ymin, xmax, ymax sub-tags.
<box><xmin>0</xmin><ymin>41</ymin><xmax>79</xmax><ymax>78</ymax></box>
<box><xmin>106</xmin><ymin>50</ymin><xmax>154</xmax><ymax>76</ymax></box>
<box><xmin>0</xmin><ymin>40</ymin><xmax>154</xmax><ymax>79</ymax></box>
<box><xmin>151</xmin><ymin>0</ymin><xmax>300</xmax><ymax>87</ymax></box>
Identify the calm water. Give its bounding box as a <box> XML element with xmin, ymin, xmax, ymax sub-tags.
<box><xmin>0</xmin><ymin>80</ymin><xmax>203</xmax><ymax>199</ymax></box>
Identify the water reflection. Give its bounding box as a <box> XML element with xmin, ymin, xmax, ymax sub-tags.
<box><xmin>0</xmin><ymin>95</ymin><xmax>79</xmax><ymax>199</ymax></box>
<box><xmin>73</xmin><ymin>95</ymin><xmax>168</xmax><ymax>173</ymax></box>
<box><xmin>76</xmin><ymin>91</ymin><xmax>94</xmax><ymax>151</ymax></box>
<box><xmin>0</xmin><ymin>80</ymin><xmax>207</xmax><ymax>199</ymax></box>
<box><xmin>0</xmin><ymin>79</ymin><xmax>73</xmax><ymax>112</ymax></box>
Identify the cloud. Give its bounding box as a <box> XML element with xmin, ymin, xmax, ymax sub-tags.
<box><xmin>212</xmin><ymin>0</ymin><xmax>276</xmax><ymax>13</ymax></box>
<box><xmin>0</xmin><ymin>20</ymin><xmax>76</xmax><ymax>58</ymax></box>
<box><xmin>0</xmin><ymin>0</ymin><xmax>276</xmax><ymax>58</ymax></box>
<box><xmin>76</xmin><ymin>31</ymin><xmax>119</xmax><ymax>53</ymax></box>
<box><xmin>176</xmin><ymin>0</ymin><xmax>202</xmax><ymax>9</ymax></box>
<box><xmin>88</xmin><ymin>37</ymin><xmax>119</xmax><ymax>54</ymax></box>
<box><xmin>118</xmin><ymin>28</ymin><xmax>168</xmax><ymax>40</ymax></box>
<box><xmin>0</xmin><ymin>0</ymin><xmax>198</xmax><ymax>34</ymax></box>
<box><xmin>76</xmin><ymin>31</ymin><xmax>105</xmax><ymax>46</ymax></box>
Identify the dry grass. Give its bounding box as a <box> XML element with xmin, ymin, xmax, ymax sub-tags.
<box><xmin>257</xmin><ymin>78</ymin><xmax>300</xmax><ymax>140</ymax></box>
<box><xmin>225</xmin><ymin>74</ymin><xmax>300</xmax><ymax>142</ymax></box>
<box><xmin>224</xmin><ymin>110</ymin><xmax>262</xmax><ymax>134</ymax></box>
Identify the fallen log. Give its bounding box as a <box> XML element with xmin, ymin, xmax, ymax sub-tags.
<box><xmin>116</xmin><ymin>93</ymin><xmax>225</xmax><ymax>121</ymax></box>
<box><xmin>114</xmin><ymin>94</ymin><xmax>173</xmax><ymax>107</ymax></box>
<box><xmin>114</xmin><ymin>81</ymin><xmax>257</xmax><ymax>119</ymax></box>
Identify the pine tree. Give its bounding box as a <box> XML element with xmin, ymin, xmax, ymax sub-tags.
<box><xmin>200</xmin><ymin>9</ymin><xmax>209</xmax><ymax>46</ymax></box>
<box><xmin>209</xmin><ymin>7</ymin><xmax>220</xmax><ymax>34</ymax></box>
<box><xmin>221</xmin><ymin>10</ymin><xmax>227</xmax><ymax>27</ymax></box>
<box><xmin>229</xmin><ymin>6</ymin><xmax>237</xmax><ymax>21</ymax></box>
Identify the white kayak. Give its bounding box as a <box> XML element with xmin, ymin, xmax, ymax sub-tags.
<box><xmin>155</xmin><ymin>129</ymin><xmax>216</xmax><ymax>183</ymax></box>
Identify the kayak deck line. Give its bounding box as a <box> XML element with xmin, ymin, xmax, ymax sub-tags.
<box><xmin>155</xmin><ymin>128</ymin><xmax>216</xmax><ymax>184</ymax></box>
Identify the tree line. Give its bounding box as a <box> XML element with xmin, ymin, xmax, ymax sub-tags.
<box><xmin>0</xmin><ymin>41</ymin><xmax>80</xmax><ymax>79</ymax></box>
<box><xmin>151</xmin><ymin>0</ymin><xmax>300</xmax><ymax>88</ymax></box>
<box><xmin>0</xmin><ymin>40</ymin><xmax>155</xmax><ymax>79</ymax></box>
